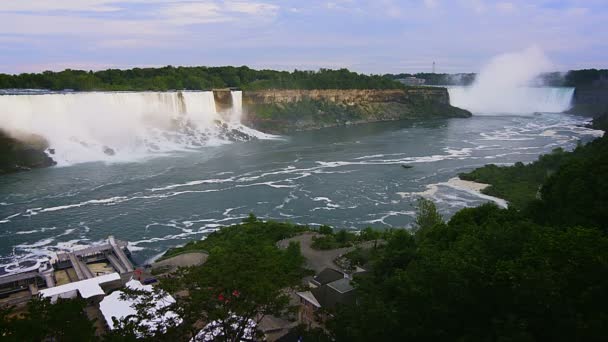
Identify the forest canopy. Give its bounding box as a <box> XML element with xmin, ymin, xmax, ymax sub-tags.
<box><xmin>0</xmin><ymin>66</ymin><xmax>404</xmax><ymax>91</ymax></box>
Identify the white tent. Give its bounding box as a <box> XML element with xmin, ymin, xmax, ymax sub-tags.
<box><xmin>99</xmin><ymin>279</ymin><xmax>181</xmax><ymax>333</ymax></box>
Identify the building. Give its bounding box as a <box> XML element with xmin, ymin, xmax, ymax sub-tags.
<box><xmin>296</xmin><ymin>268</ymin><xmax>356</xmax><ymax>327</ymax></box>
<box><xmin>99</xmin><ymin>279</ymin><xmax>180</xmax><ymax>334</ymax></box>
<box><xmin>0</xmin><ymin>235</ymin><xmax>133</xmax><ymax>306</ymax></box>
<box><xmin>397</xmin><ymin>77</ymin><xmax>426</xmax><ymax>86</ymax></box>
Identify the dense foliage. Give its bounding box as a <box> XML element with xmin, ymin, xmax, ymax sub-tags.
<box><xmin>161</xmin><ymin>213</ymin><xmax>307</xmax><ymax>259</ymax></box>
<box><xmin>384</xmin><ymin>69</ymin><xmax>608</xmax><ymax>87</ymax></box>
<box><xmin>0</xmin><ymin>67</ymin><xmax>404</xmax><ymax>91</ymax></box>
<box><xmin>311</xmin><ymin>226</ymin><xmax>381</xmax><ymax>250</ymax></box>
<box><xmin>0</xmin><ymin>296</ymin><xmax>96</xmax><ymax>341</ymax></box>
<box><xmin>329</xmin><ymin>203</ymin><xmax>608</xmax><ymax>341</ymax></box>
<box><xmin>3</xmin><ymin>66</ymin><xmax>606</xmax><ymax>91</ymax></box>
<box><xmin>459</xmin><ymin>149</ymin><xmax>569</xmax><ymax>209</ymax></box>
<box><xmin>460</xmin><ymin>118</ymin><xmax>608</xmax><ymax>231</ymax></box>
<box><xmin>564</xmin><ymin>69</ymin><xmax>608</xmax><ymax>87</ymax></box>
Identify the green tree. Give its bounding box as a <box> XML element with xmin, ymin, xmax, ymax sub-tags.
<box><xmin>1</xmin><ymin>296</ymin><xmax>96</xmax><ymax>342</ymax></box>
<box><xmin>413</xmin><ymin>197</ymin><xmax>443</xmax><ymax>232</ymax></box>
<box><xmin>318</xmin><ymin>225</ymin><xmax>333</xmax><ymax>235</ymax></box>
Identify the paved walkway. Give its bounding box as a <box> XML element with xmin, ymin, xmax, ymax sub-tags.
<box><xmin>278</xmin><ymin>232</ymin><xmax>379</xmax><ymax>273</ymax></box>
<box><xmin>151</xmin><ymin>252</ymin><xmax>208</xmax><ymax>274</ymax></box>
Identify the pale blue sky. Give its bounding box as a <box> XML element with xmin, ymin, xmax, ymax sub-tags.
<box><xmin>0</xmin><ymin>0</ymin><xmax>606</xmax><ymax>74</ymax></box>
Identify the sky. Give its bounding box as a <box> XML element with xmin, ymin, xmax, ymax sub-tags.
<box><xmin>0</xmin><ymin>0</ymin><xmax>606</xmax><ymax>74</ymax></box>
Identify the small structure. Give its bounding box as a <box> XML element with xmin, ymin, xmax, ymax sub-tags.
<box><xmin>54</xmin><ymin>235</ymin><xmax>133</xmax><ymax>277</ymax></box>
<box><xmin>0</xmin><ymin>235</ymin><xmax>133</xmax><ymax>305</ymax></box>
<box><xmin>397</xmin><ymin>77</ymin><xmax>426</xmax><ymax>86</ymax></box>
<box><xmin>0</xmin><ymin>259</ymin><xmax>55</xmax><ymax>298</ymax></box>
<box><xmin>309</xmin><ymin>268</ymin><xmax>344</xmax><ymax>288</ymax></box>
<box><xmin>99</xmin><ymin>279</ymin><xmax>180</xmax><ymax>333</ymax></box>
<box><xmin>296</xmin><ymin>268</ymin><xmax>356</xmax><ymax>327</ymax></box>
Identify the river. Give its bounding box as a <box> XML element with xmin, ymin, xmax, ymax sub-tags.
<box><xmin>0</xmin><ymin>108</ymin><xmax>602</xmax><ymax>265</ymax></box>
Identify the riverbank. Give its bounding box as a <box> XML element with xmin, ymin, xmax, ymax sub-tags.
<box><xmin>460</xmin><ymin>113</ymin><xmax>608</xmax><ymax>215</ymax></box>
<box><xmin>0</xmin><ymin>130</ymin><xmax>55</xmax><ymax>174</ymax></box>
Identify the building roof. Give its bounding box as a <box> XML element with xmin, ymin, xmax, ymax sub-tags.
<box><xmin>99</xmin><ymin>279</ymin><xmax>180</xmax><ymax>333</ymax></box>
<box><xmin>296</xmin><ymin>290</ymin><xmax>321</xmax><ymax>308</ymax></box>
<box><xmin>310</xmin><ymin>278</ymin><xmax>356</xmax><ymax>310</ymax></box>
<box><xmin>311</xmin><ymin>268</ymin><xmax>343</xmax><ymax>286</ymax></box>
<box><xmin>327</xmin><ymin>278</ymin><xmax>354</xmax><ymax>294</ymax></box>
<box><xmin>39</xmin><ymin>272</ymin><xmax>120</xmax><ymax>301</ymax></box>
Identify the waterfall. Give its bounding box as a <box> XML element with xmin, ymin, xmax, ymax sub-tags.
<box><xmin>230</xmin><ymin>91</ymin><xmax>243</xmax><ymax>123</ymax></box>
<box><xmin>447</xmin><ymin>48</ymin><xmax>574</xmax><ymax>115</ymax></box>
<box><xmin>448</xmin><ymin>86</ymin><xmax>574</xmax><ymax>115</ymax></box>
<box><xmin>0</xmin><ymin>91</ymin><xmax>269</xmax><ymax>166</ymax></box>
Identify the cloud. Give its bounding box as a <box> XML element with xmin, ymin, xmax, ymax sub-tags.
<box><xmin>0</xmin><ymin>0</ymin><xmax>606</xmax><ymax>74</ymax></box>
<box><xmin>0</xmin><ymin>0</ymin><xmax>123</xmax><ymax>12</ymax></box>
<box><xmin>424</xmin><ymin>0</ymin><xmax>439</xmax><ymax>9</ymax></box>
<box><xmin>495</xmin><ymin>2</ymin><xmax>515</xmax><ymax>12</ymax></box>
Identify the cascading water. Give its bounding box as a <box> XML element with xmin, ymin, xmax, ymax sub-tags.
<box><xmin>229</xmin><ymin>91</ymin><xmax>243</xmax><ymax>123</ymax></box>
<box><xmin>0</xmin><ymin>91</ymin><xmax>271</xmax><ymax>166</ymax></box>
<box><xmin>448</xmin><ymin>86</ymin><xmax>575</xmax><ymax>114</ymax></box>
<box><xmin>447</xmin><ymin>47</ymin><xmax>575</xmax><ymax>115</ymax></box>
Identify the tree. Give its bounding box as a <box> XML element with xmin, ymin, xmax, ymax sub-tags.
<box><xmin>1</xmin><ymin>296</ymin><xmax>96</xmax><ymax>342</ymax></box>
<box><xmin>413</xmin><ymin>197</ymin><xmax>443</xmax><ymax>232</ymax></box>
<box><xmin>318</xmin><ymin>225</ymin><xmax>333</xmax><ymax>235</ymax></box>
<box><xmin>329</xmin><ymin>203</ymin><xmax>608</xmax><ymax>341</ymax></box>
<box><xmin>155</xmin><ymin>220</ymin><xmax>307</xmax><ymax>341</ymax></box>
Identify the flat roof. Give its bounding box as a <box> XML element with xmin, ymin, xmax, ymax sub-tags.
<box><xmin>327</xmin><ymin>278</ymin><xmax>354</xmax><ymax>294</ymax></box>
<box><xmin>39</xmin><ymin>272</ymin><xmax>120</xmax><ymax>299</ymax></box>
<box><xmin>99</xmin><ymin>279</ymin><xmax>180</xmax><ymax>332</ymax></box>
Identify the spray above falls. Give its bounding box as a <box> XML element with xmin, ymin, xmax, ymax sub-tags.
<box><xmin>0</xmin><ymin>90</ymin><xmax>274</xmax><ymax>166</ymax></box>
<box><xmin>448</xmin><ymin>47</ymin><xmax>574</xmax><ymax>114</ymax></box>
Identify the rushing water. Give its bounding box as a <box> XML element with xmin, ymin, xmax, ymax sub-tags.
<box><xmin>0</xmin><ymin>110</ymin><xmax>602</xmax><ymax>265</ymax></box>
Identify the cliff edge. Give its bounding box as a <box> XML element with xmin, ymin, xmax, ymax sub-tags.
<box><xmin>242</xmin><ymin>88</ymin><xmax>471</xmax><ymax>133</ymax></box>
<box><xmin>567</xmin><ymin>86</ymin><xmax>608</xmax><ymax>117</ymax></box>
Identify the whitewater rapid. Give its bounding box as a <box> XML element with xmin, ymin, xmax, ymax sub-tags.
<box><xmin>0</xmin><ymin>90</ymin><xmax>275</xmax><ymax>166</ymax></box>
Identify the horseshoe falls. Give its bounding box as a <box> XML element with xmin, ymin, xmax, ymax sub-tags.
<box><xmin>448</xmin><ymin>86</ymin><xmax>575</xmax><ymax>114</ymax></box>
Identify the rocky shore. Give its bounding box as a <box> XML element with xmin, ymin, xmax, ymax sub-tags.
<box><xmin>567</xmin><ymin>86</ymin><xmax>608</xmax><ymax>116</ymax></box>
<box><xmin>0</xmin><ymin>130</ymin><xmax>56</xmax><ymax>174</ymax></box>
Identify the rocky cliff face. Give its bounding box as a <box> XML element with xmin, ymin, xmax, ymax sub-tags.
<box><xmin>0</xmin><ymin>130</ymin><xmax>56</xmax><ymax>174</ymax></box>
<box><xmin>568</xmin><ymin>86</ymin><xmax>608</xmax><ymax>117</ymax></box>
<box><xmin>242</xmin><ymin>88</ymin><xmax>471</xmax><ymax>133</ymax></box>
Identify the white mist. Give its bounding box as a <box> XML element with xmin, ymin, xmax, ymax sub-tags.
<box><xmin>448</xmin><ymin>47</ymin><xmax>574</xmax><ymax>114</ymax></box>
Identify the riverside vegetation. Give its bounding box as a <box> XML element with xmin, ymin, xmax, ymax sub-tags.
<box><xmin>2</xmin><ymin>117</ymin><xmax>608</xmax><ymax>340</ymax></box>
<box><xmin>0</xmin><ymin>67</ymin><xmax>403</xmax><ymax>92</ymax></box>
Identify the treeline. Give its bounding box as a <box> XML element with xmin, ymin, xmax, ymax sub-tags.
<box><xmin>384</xmin><ymin>72</ymin><xmax>476</xmax><ymax>85</ymax></box>
<box><xmin>384</xmin><ymin>69</ymin><xmax>608</xmax><ymax>87</ymax></box>
<box><xmin>0</xmin><ymin>66</ymin><xmax>404</xmax><ymax>91</ymax></box>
